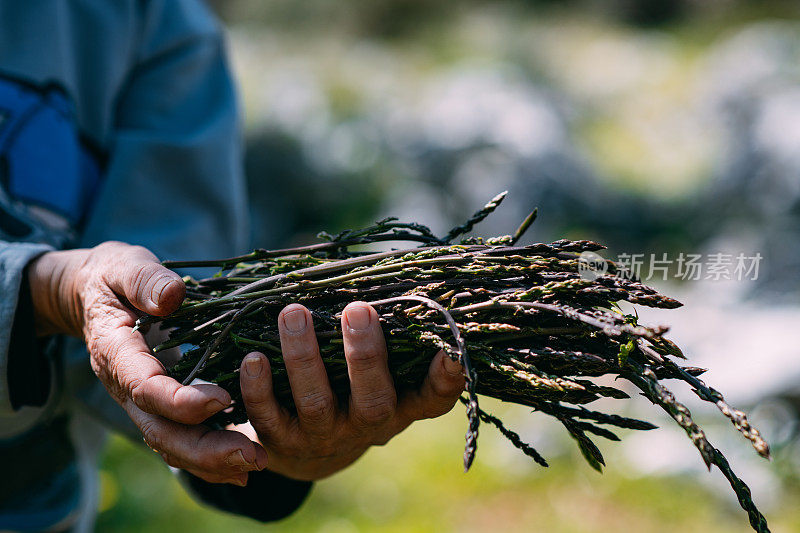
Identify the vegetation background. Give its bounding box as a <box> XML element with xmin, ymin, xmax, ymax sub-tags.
<box><xmin>98</xmin><ymin>1</ymin><xmax>800</xmax><ymax>531</ymax></box>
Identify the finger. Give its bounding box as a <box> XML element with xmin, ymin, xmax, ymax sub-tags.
<box><xmin>240</xmin><ymin>352</ymin><xmax>289</xmax><ymax>441</ymax></box>
<box><xmin>101</xmin><ymin>243</ymin><xmax>185</xmax><ymax>316</ymax></box>
<box><xmin>227</xmin><ymin>423</ymin><xmax>270</xmax><ymax>471</ymax></box>
<box><xmin>91</xmin><ymin>322</ymin><xmax>230</xmax><ymax>424</ymax></box>
<box><xmin>396</xmin><ymin>350</ymin><xmax>464</xmax><ymax>423</ymax></box>
<box><xmin>278</xmin><ymin>304</ymin><xmax>336</xmax><ymax>436</ymax></box>
<box><xmin>178</xmin><ymin>435</ymin><xmax>267</xmax><ymax>487</ymax></box>
<box><xmin>341</xmin><ymin>302</ymin><xmax>396</xmax><ymax>427</ymax></box>
<box><xmin>183</xmin><ymin>467</ymin><xmax>249</xmax><ymax>487</ymax></box>
<box><xmin>126</xmin><ymin>400</ymin><xmax>267</xmax><ymax>478</ymax></box>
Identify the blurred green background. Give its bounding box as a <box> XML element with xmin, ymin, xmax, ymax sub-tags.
<box><xmin>97</xmin><ymin>0</ymin><xmax>800</xmax><ymax>531</ymax></box>
<box><xmin>97</xmin><ymin>399</ymin><xmax>800</xmax><ymax>532</ymax></box>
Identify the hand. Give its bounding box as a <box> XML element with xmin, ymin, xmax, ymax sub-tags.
<box><xmin>28</xmin><ymin>242</ymin><xmax>267</xmax><ymax>486</ymax></box>
<box><xmin>238</xmin><ymin>301</ymin><xmax>465</xmax><ymax>481</ymax></box>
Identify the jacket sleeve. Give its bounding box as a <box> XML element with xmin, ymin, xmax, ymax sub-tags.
<box><xmin>65</xmin><ymin>0</ymin><xmax>251</xmax><ymax>441</ymax></box>
<box><xmin>76</xmin><ymin>0</ymin><xmax>249</xmax><ymax>260</ymax></box>
<box><xmin>178</xmin><ymin>469</ymin><xmax>313</xmax><ymax>522</ymax></box>
<box><xmin>64</xmin><ymin>0</ymin><xmax>311</xmax><ymax>521</ymax></box>
<box><xmin>0</xmin><ymin>242</ymin><xmax>54</xmax><ymax>423</ymax></box>
<box><xmin>67</xmin><ymin>0</ymin><xmax>251</xmax><ymax>432</ymax></box>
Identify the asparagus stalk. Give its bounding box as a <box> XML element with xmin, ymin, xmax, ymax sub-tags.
<box><xmin>147</xmin><ymin>192</ymin><xmax>771</xmax><ymax>532</ymax></box>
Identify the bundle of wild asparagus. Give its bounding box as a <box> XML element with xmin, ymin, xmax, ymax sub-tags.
<box><xmin>144</xmin><ymin>192</ymin><xmax>771</xmax><ymax>532</ymax></box>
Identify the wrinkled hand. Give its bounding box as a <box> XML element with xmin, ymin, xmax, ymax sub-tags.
<box><xmin>238</xmin><ymin>302</ymin><xmax>465</xmax><ymax>481</ymax></box>
<box><xmin>28</xmin><ymin>242</ymin><xmax>267</xmax><ymax>486</ymax></box>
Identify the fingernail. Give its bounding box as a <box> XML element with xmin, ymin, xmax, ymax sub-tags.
<box><xmin>244</xmin><ymin>354</ymin><xmax>263</xmax><ymax>378</ymax></box>
<box><xmin>206</xmin><ymin>398</ymin><xmax>228</xmax><ymax>412</ymax></box>
<box><xmin>283</xmin><ymin>309</ymin><xmax>307</xmax><ymax>333</ymax></box>
<box><xmin>345</xmin><ymin>305</ymin><xmax>371</xmax><ymax>331</ymax></box>
<box><xmin>225</xmin><ymin>449</ymin><xmax>255</xmax><ymax>469</ymax></box>
<box><xmin>443</xmin><ymin>354</ymin><xmax>463</xmax><ymax>376</ymax></box>
<box><xmin>150</xmin><ymin>276</ymin><xmax>176</xmax><ymax>307</ymax></box>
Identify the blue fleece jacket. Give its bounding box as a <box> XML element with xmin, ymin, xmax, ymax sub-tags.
<box><xmin>0</xmin><ymin>2</ymin><xmax>309</xmax><ymax>530</ymax></box>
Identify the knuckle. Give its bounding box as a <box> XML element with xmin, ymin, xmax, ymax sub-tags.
<box><xmin>245</xmin><ymin>399</ymin><xmax>281</xmax><ymax>427</ymax></box>
<box><xmin>245</xmin><ymin>397</ymin><xmax>275</xmax><ymax>418</ymax></box>
<box><xmin>128</xmin><ymin>244</ymin><xmax>150</xmax><ymax>256</ymax></box>
<box><xmin>111</xmin><ymin>358</ymin><xmax>139</xmax><ymax>404</ymax></box>
<box><xmin>122</xmin><ymin>244</ymin><xmax>155</xmax><ymax>263</ymax></box>
<box><xmin>251</xmin><ymin>413</ymin><xmax>282</xmax><ymax>432</ymax></box>
<box><xmin>129</xmin><ymin>377</ymin><xmax>152</xmax><ymax>411</ymax></box>
<box><xmin>140</xmin><ymin>421</ymin><xmax>162</xmax><ymax>452</ymax></box>
<box><xmin>353</xmin><ymin>392</ymin><xmax>396</xmax><ymax>426</ymax></box>
<box><xmin>282</xmin><ymin>348</ymin><xmax>318</xmax><ymax>366</ymax></box>
<box><xmin>84</xmin><ymin>321</ymin><xmax>103</xmax><ymax>352</ymax></box>
<box><xmin>91</xmin><ymin>365</ymin><xmax>127</xmax><ymax>405</ymax></box>
<box><xmin>243</xmin><ymin>392</ymin><xmax>271</xmax><ymax>412</ymax></box>
<box><xmin>94</xmin><ymin>323</ymin><xmax>121</xmax><ymax>357</ymax></box>
<box><xmin>345</xmin><ymin>347</ymin><xmax>382</xmax><ymax>369</ymax></box>
<box><xmin>160</xmin><ymin>452</ymin><xmax>182</xmax><ymax>469</ymax></box>
<box><xmin>297</xmin><ymin>391</ymin><xmax>334</xmax><ymax>423</ymax></box>
<box><xmin>91</xmin><ymin>334</ymin><xmax>157</xmax><ymax>406</ymax></box>
<box><xmin>94</xmin><ymin>241</ymin><xmax>124</xmax><ymax>254</ymax></box>
<box><xmin>84</xmin><ymin>298</ymin><xmax>107</xmax><ymax>323</ymax></box>
<box><xmin>88</xmin><ymin>357</ymin><xmax>105</xmax><ymax>382</ymax></box>
<box><xmin>128</xmin><ymin>374</ymin><xmax>164</xmax><ymax>415</ymax></box>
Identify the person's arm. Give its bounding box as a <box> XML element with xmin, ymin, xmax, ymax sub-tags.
<box><xmin>29</xmin><ymin>0</ymin><xmax>464</xmax><ymax>523</ymax></box>
<box><xmin>53</xmin><ymin>0</ymin><xmax>311</xmax><ymax>520</ymax></box>
<box><xmin>78</xmin><ymin>0</ymin><xmax>248</xmax><ymax>262</ymax></box>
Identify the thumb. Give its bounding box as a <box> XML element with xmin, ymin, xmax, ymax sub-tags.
<box><xmin>102</xmin><ymin>243</ymin><xmax>185</xmax><ymax>316</ymax></box>
<box><xmin>396</xmin><ymin>350</ymin><xmax>464</xmax><ymax>424</ymax></box>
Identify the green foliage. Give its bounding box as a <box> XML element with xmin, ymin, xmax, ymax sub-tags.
<box><xmin>97</xmin><ymin>409</ymin><xmax>800</xmax><ymax>533</ymax></box>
